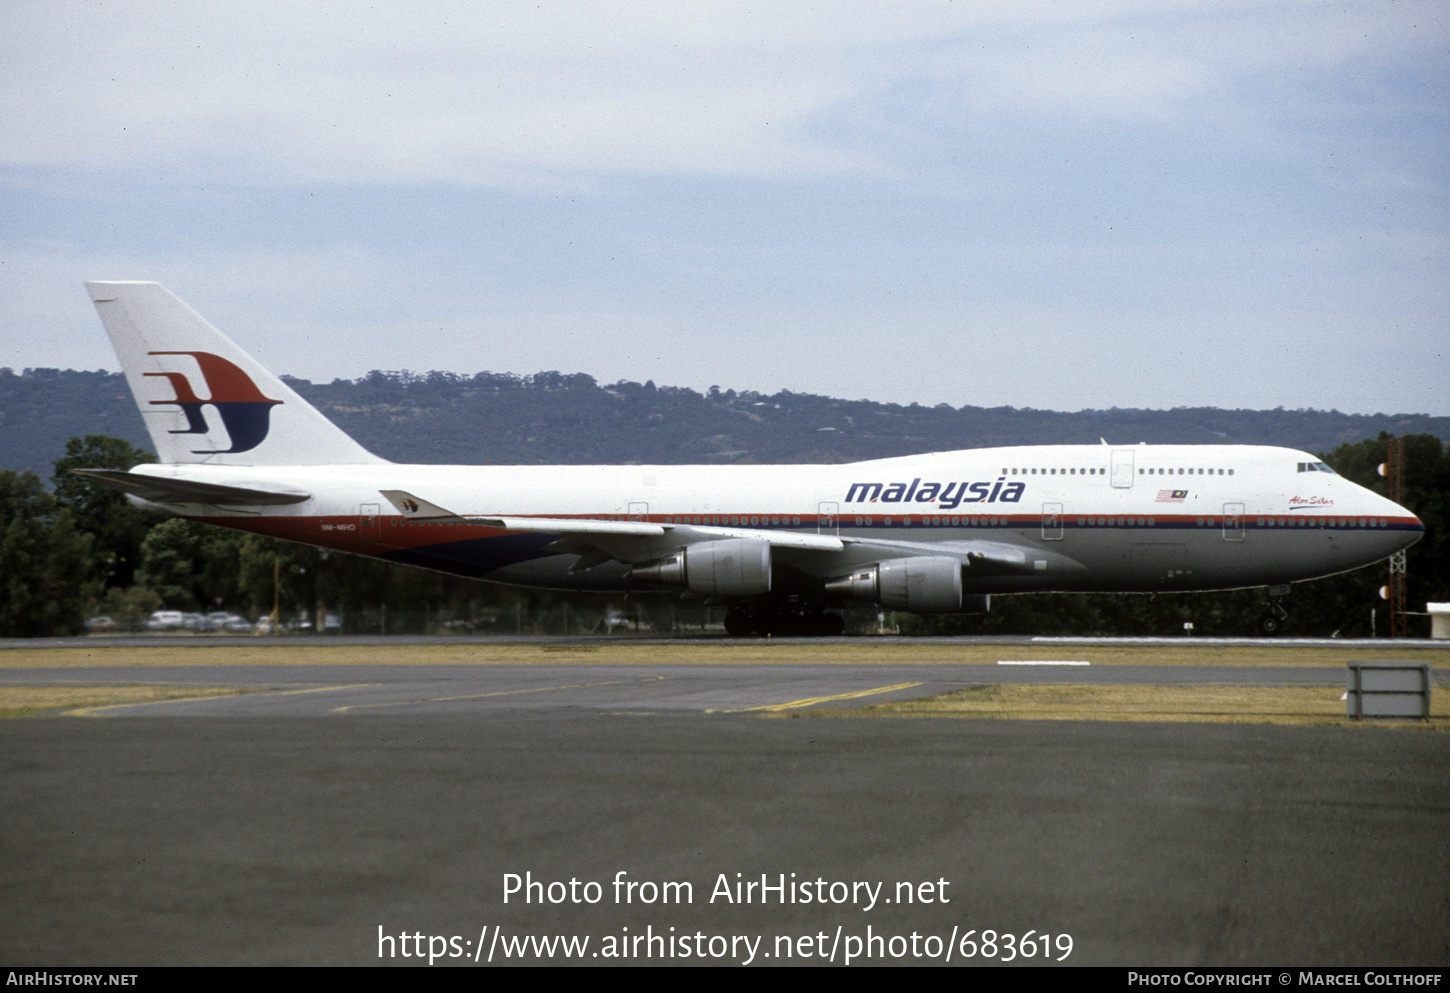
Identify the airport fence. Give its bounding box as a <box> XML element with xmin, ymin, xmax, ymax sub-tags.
<box><xmin>88</xmin><ymin>603</ymin><xmax>900</xmax><ymax>637</ymax></box>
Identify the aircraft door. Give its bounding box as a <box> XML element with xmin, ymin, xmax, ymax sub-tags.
<box><xmin>628</xmin><ymin>502</ymin><xmax>649</xmax><ymax>522</ymax></box>
<box><xmin>1222</xmin><ymin>502</ymin><xmax>1245</xmax><ymax>542</ymax></box>
<box><xmin>1041</xmin><ymin>502</ymin><xmax>1063</xmax><ymax>540</ymax></box>
<box><xmin>818</xmin><ymin>501</ymin><xmax>839</xmax><ymax>535</ymax></box>
<box><xmin>360</xmin><ymin>502</ymin><xmax>381</xmax><ymax>542</ymax></box>
<box><xmin>1111</xmin><ymin>449</ymin><xmax>1135</xmax><ymax>488</ymax></box>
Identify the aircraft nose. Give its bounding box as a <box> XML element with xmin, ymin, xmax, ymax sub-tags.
<box><xmin>1389</xmin><ymin>503</ymin><xmax>1424</xmax><ymax>551</ymax></box>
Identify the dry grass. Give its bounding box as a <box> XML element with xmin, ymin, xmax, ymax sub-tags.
<box><xmin>0</xmin><ymin>685</ymin><xmax>249</xmax><ymax>717</ymax></box>
<box><xmin>1</xmin><ymin>641</ymin><xmax>1447</xmax><ymax>669</ymax></box>
<box><xmin>806</xmin><ymin>683</ymin><xmax>1450</xmax><ymax>729</ymax></box>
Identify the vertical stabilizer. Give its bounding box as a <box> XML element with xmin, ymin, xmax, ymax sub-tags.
<box><xmin>86</xmin><ymin>282</ymin><xmax>386</xmax><ymax>466</ymax></box>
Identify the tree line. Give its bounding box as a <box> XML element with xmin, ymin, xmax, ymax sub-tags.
<box><xmin>6</xmin><ymin>365</ymin><xmax>1450</xmax><ymax>473</ymax></box>
<box><xmin>0</xmin><ymin>432</ymin><xmax>1445</xmax><ymax>638</ymax></box>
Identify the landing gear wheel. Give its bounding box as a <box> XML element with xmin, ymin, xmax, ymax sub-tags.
<box><xmin>724</xmin><ymin>609</ymin><xmax>754</xmax><ymax>637</ymax></box>
<box><xmin>1255</xmin><ymin>585</ymin><xmax>1290</xmax><ymax>637</ymax></box>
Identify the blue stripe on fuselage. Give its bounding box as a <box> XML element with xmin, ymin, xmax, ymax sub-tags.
<box><xmin>379</xmin><ymin>532</ymin><xmax>558</xmax><ymax>578</ymax></box>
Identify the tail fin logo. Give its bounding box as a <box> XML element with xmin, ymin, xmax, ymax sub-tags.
<box><xmin>144</xmin><ymin>351</ymin><xmax>282</xmax><ymax>454</ymax></box>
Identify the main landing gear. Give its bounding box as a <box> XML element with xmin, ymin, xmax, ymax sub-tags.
<box><xmin>724</xmin><ymin>608</ymin><xmax>845</xmax><ymax>638</ymax></box>
<box><xmin>1256</xmin><ymin>584</ymin><xmax>1291</xmax><ymax>636</ymax></box>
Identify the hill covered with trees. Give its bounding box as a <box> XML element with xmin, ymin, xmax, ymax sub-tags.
<box><xmin>3</xmin><ymin>366</ymin><xmax>1448</xmax><ymax>472</ymax></box>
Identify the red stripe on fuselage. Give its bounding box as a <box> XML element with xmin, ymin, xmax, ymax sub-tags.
<box><xmin>184</xmin><ymin>511</ymin><xmax>1422</xmax><ymax>559</ymax></box>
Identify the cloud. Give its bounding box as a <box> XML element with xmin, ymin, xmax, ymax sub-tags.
<box><xmin>4</xmin><ymin>1</ymin><xmax>1443</xmax><ymax>185</ymax></box>
<box><xmin>3</xmin><ymin>2</ymin><xmax>1445</xmax><ymax>416</ymax></box>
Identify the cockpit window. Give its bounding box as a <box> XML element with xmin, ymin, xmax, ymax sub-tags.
<box><xmin>1296</xmin><ymin>462</ymin><xmax>1336</xmax><ymax>474</ymax></box>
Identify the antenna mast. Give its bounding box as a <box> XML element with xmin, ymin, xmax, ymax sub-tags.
<box><xmin>1384</xmin><ymin>436</ymin><xmax>1408</xmax><ymax>639</ymax></box>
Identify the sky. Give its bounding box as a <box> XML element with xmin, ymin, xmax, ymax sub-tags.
<box><xmin>2</xmin><ymin>1</ymin><xmax>1446</xmax><ymax>416</ymax></box>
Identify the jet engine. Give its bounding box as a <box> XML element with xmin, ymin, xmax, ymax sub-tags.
<box><xmin>627</xmin><ymin>538</ymin><xmax>772</xmax><ymax>597</ymax></box>
<box><xmin>825</xmin><ymin>556</ymin><xmax>989</xmax><ymax>614</ymax></box>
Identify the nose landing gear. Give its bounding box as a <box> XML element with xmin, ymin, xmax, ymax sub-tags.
<box><xmin>1257</xmin><ymin>584</ymin><xmax>1291</xmax><ymax>636</ymax></box>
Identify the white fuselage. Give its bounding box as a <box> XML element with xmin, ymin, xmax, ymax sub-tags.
<box><xmin>129</xmin><ymin>443</ymin><xmax>1421</xmax><ymax>597</ymax></box>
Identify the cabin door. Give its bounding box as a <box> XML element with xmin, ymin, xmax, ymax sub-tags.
<box><xmin>359</xmin><ymin>503</ymin><xmax>381</xmax><ymax>541</ymax></box>
<box><xmin>1111</xmin><ymin>449</ymin><xmax>1135</xmax><ymax>488</ymax></box>
<box><xmin>1222</xmin><ymin>502</ymin><xmax>1245</xmax><ymax>541</ymax></box>
<box><xmin>1041</xmin><ymin>502</ymin><xmax>1064</xmax><ymax>540</ymax></box>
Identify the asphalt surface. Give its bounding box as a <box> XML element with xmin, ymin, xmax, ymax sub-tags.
<box><xmin>1</xmin><ymin>647</ymin><xmax>1446</xmax><ymax>966</ymax></box>
<box><xmin>0</xmin><ymin>661</ymin><xmax>1411</xmax><ymax>717</ymax></box>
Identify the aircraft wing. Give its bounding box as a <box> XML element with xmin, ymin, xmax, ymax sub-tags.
<box><xmin>839</xmin><ymin>536</ymin><xmax>1044</xmax><ymax>575</ymax></box>
<box><xmin>380</xmin><ymin>490</ymin><xmax>846</xmax><ymax>552</ymax></box>
<box><xmin>377</xmin><ymin>490</ymin><xmax>1078</xmax><ymax>612</ymax></box>
<box><xmin>378</xmin><ymin>489</ymin><xmax>1053</xmax><ymax>573</ymax></box>
<box><xmin>72</xmin><ymin>468</ymin><xmax>311</xmax><ymax>506</ymax></box>
<box><xmin>485</xmin><ymin>517</ymin><xmax>847</xmax><ymax>551</ymax></box>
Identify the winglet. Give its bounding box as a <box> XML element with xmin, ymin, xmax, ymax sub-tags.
<box><xmin>379</xmin><ymin>490</ymin><xmax>467</xmax><ymax>521</ymax></box>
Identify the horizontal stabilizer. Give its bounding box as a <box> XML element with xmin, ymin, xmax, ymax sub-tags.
<box><xmin>72</xmin><ymin>468</ymin><xmax>311</xmax><ymax>506</ymax></box>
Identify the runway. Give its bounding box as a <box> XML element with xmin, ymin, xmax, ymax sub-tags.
<box><xmin>2</xmin><ymin>638</ymin><xmax>1447</xmax><ymax>966</ymax></box>
<box><xmin>0</xmin><ymin>661</ymin><xmax>1409</xmax><ymax>717</ymax></box>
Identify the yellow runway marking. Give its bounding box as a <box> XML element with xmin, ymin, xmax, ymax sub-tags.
<box><xmin>728</xmin><ymin>681</ymin><xmax>924</xmax><ymax>713</ymax></box>
<box><xmin>331</xmin><ymin>676</ymin><xmax>667</xmax><ymax>712</ymax></box>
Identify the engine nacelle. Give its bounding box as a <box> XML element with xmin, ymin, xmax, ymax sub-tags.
<box><xmin>627</xmin><ymin>538</ymin><xmax>772</xmax><ymax>597</ymax></box>
<box><xmin>825</xmin><ymin>557</ymin><xmax>989</xmax><ymax>614</ymax></box>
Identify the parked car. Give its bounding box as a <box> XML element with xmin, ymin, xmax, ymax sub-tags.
<box><xmin>207</xmin><ymin>611</ymin><xmax>253</xmax><ymax>633</ymax></box>
<box><xmin>146</xmin><ymin>610</ymin><xmax>185</xmax><ymax>631</ymax></box>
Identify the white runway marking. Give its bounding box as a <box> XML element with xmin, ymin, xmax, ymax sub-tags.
<box><xmin>997</xmin><ymin>660</ymin><xmax>1091</xmax><ymax>666</ymax></box>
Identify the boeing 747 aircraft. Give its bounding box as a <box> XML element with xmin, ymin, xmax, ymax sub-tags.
<box><xmin>79</xmin><ymin>282</ymin><xmax>1423</xmax><ymax>636</ymax></box>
